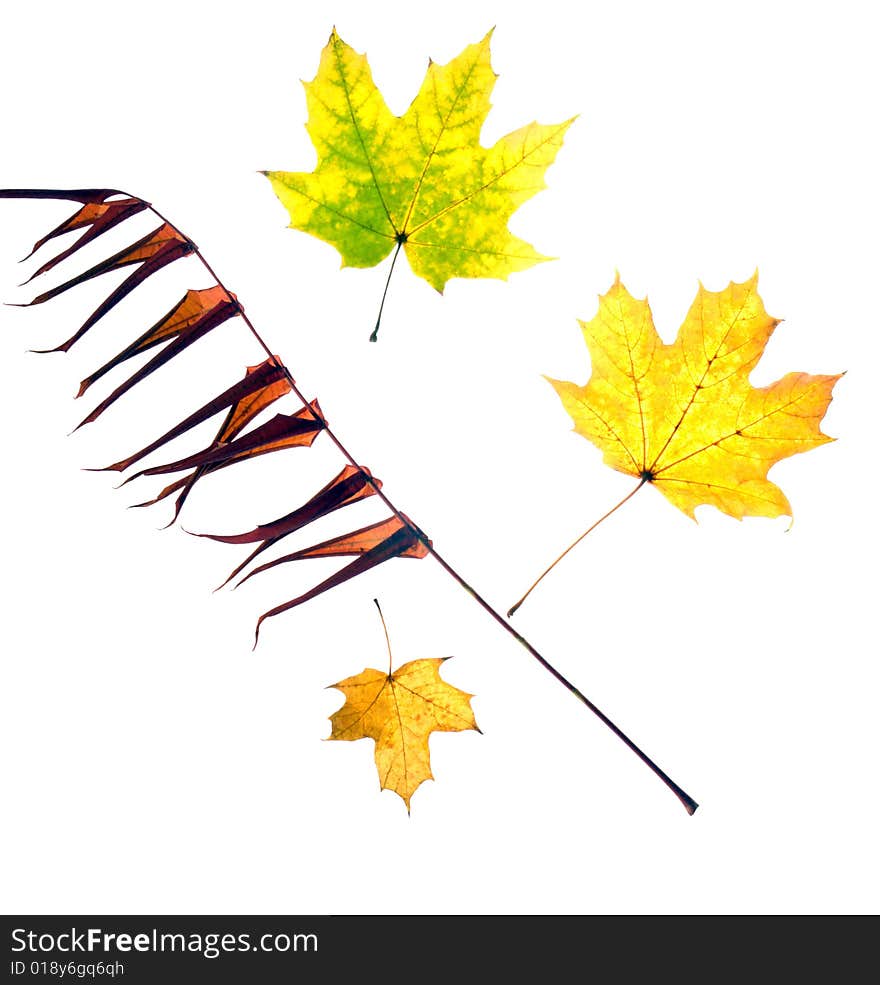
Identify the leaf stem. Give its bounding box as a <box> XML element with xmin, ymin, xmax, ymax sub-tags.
<box><xmin>507</xmin><ymin>475</ymin><xmax>649</xmax><ymax>618</ymax></box>
<box><xmin>374</xmin><ymin>598</ymin><xmax>393</xmax><ymax>676</ymax></box>
<box><xmin>370</xmin><ymin>237</ymin><xmax>404</xmax><ymax>342</ymax></box>
<box><xmin>142</xmin><ymin>197</ymin><xmax>698</xmax><ymax>816</ymax></box>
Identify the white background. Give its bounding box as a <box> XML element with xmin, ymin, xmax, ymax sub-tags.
<box><xmin>1</xmin><ymin>0</ymin><xmax>877</xmax><ymax>915</ymax></box>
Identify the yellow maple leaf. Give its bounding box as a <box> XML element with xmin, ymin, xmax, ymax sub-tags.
<box><xmin>263</xmin><ymin>29</ymin><xmax>573</xmax><ymax>296</ymax></box>
<box><xmin>328</xmin><ymin>657</ymin><xmax>479</xmax><ymax>811</ymax></box>
<box><xmin>549</xmin><ymin>273</ymin><xmax>842</xmax><ymax>520</ymax></box>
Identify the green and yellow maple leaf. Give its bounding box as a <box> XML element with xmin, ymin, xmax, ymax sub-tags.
<box><xmin>264</xmin><ymin>29</ymin><xmax>573</xmax><ymax>300</ymax></box>
<box><xmin>328</xmin><ymin>657</ymin><xmax>479</xmax><ymax>811</ymax></box>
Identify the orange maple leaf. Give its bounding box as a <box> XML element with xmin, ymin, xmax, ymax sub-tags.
<box><xmin>328</xmin><ymin>657</ymin><xmax>479</xmax><ymax>811</ymax></box>
<box><xmin>549</xmin><ymin>273</ymin><xmax>841</xmax><ymax>520</ymax></box>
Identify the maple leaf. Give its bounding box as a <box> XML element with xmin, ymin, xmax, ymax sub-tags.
<box><xmin>328</xmin><ymin>656</ymin><xmax>479</xmax><ymax>811</ymax></box>
<box><xmin>549</xmin><ymin>273</ymin><xmax>841</xmax><ymax>520</ymax></box>
<box><xmin>263</xmin><ymin>29</ymin><xmax>573</xmax><ymax>334</ymax></box>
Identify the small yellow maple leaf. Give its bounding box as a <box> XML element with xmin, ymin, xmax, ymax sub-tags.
<box><xmin>264</xmin><ymin>29</ymin><xmax>573</xmax><ymax>293</ymax></box>
<box><xmin>549</xmin><ymin>273</ymin><xmax>842</xmax><ymax>521</ymax></box>
<box><xmin>328</xmin><ymin>657</ymin><xmax>479</xmax><ymax>811</ymax></box>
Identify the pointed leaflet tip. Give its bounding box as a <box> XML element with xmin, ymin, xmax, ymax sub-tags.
<box><xmin>475</xmin><ymin>26</ymin><xmax>495</xmax><ymax>48</ymax></box>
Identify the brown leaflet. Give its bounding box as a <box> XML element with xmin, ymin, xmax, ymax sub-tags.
<box><xmin>97</xmin><ymin>357</ymin><xmax>290</xmax><ymax>474</ymax></box>
<box><xmin>128</xmin><ymin>359</ymin><xmax>296</xmax><ymax>525</ymax></box>
<box><xmin>75</xmin><ymin>287</ymin><xmax>243</xmax><ymax>427</ymax></box>
<box><xmin>22</xmin><ymin>198</ymin><xmax>150</xmax><ymax>280</ymax></box>
<box><xmin>190</xmin><ymin>464</ymin><xmax>381</xmax><ymax>588</ymax></box>
<box><xmin>0</xmin><ymin>189</ymin><xmax>144</xmax><ymax>281</ymax></box>
<box><xmin>248</xmin><ymin>515</ymin><xmax>430</xmax><ymax>645</ymax></box>
<box><xmin>18</xmin><ymin>223</ymin><xmax>194</xmax><ymax>353</ymax></box>
<box><xmin>244</xmin><ymin>515</ymin><xmax>429</xmax><ymax>576</ymax></box>
<box><xmin>129</xmin><ymin>474</ymin><xmax>194</xmax><ymax>514</ymax></box>
<box><xmin>0</xmin><ymin>188</ymin><xmax>128</xmax><ymax>215</ymax></box>
<box><xmin>121</xmin><ymin>403</ymin><xmax>325</xmax><ymax>482</ymax></box>
<box><xmin>218</xmin><ymin>364</ymin><xmax>294</xmax><ymax>442</ymax></box>
<box><xmin>0</xmin><ymin>188</ymin><xmax>126</xmax><ymax>204</ymax></box>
